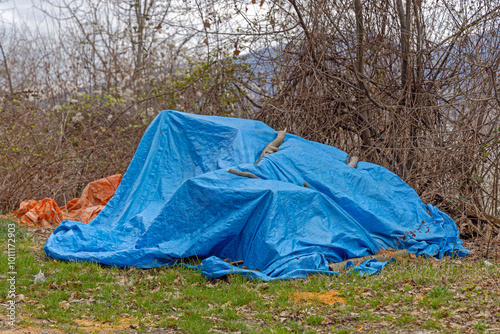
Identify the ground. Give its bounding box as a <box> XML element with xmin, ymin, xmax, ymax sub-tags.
<box><xmin>0</xmin><ymin>219</ymin><xmax>499</xmax><ymax>334</ymax></box>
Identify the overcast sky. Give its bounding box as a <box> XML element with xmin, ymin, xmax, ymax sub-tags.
<box><xmin>0</xmin><ymin>0</ymin><xmax>47</xmax><ymax>33</ymax></box>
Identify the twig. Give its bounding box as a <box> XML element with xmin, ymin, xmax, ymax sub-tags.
<box><xmin>63</xmin><ymin>194</ymin><xmax>69</xmax><ymax>219</ymax></box>
<box><xmin>232</xmin><ymin>82</ymin><xmax>262</xmax><ymax>109</ymax></box>
<box><xmin>288</xmin><ymin>0</ymin><xmax>318</xmax><ymax>64</ymax></box>
<box><xmin>227</xmin><ymin>169</ymin><xmax>260</xmax><ymax>179</ymax></box>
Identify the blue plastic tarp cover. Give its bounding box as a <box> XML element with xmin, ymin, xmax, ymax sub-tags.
<box><xmin>44</xmin><ymin>110</ymin><xmax>469</xmax><ymax>280</ymax></box>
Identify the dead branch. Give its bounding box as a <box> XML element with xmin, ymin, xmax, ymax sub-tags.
<box><xmin>467</xmin><ymin>209</ymin><xmax>500</xmax><ymax>228</ymax></box>
<box><xmin>255</xmin><ymin>130</ymin><xmax>287</xmax><ymax>164</ymax></box>
<box><xmin>348</xmin><ymin>156</ymin><xmax>359</xmax><ymax>168</ymax></box>
<box><xmin>227</xmin><ymin>169</ymin><xmax>260</xmax><ymax>179</ymax></box>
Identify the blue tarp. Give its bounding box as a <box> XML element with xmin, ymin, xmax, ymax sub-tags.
<box><xmin>44</xmin><ymin>110</ymin><xmax>468</xmax><ymax>280</ymax></box>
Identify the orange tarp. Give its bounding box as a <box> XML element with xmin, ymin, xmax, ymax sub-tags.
<box><xmin>12</xmin><ymin>174</ymin><xmax>122</xmax><ymax>227</ymax></box>
<box><xmin>13</xmin><ymin>198</ymin><xmax>65</xmax><ymax>227</ymax></box>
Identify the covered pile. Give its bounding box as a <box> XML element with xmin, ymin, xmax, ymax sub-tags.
<box><xmin>44</xmin><ymin>110</ymin><xmax>468</xmax><ymax>279</ymax></box>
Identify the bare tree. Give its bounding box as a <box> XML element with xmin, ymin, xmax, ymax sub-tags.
<box><xmin>0</xmin><ymin>38</ymin><xmax>13</xmax><ymax>95</ymax></box>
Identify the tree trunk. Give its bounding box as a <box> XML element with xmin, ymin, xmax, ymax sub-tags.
<box><xmin>354</xmin><ymin>0</ymin><xmax>372</xmax><ymax>150</ymax></box>
<box><xmin>0</xmin><ymin>39</ymin><xmax>14</xmax><ymax>96</ymax></box>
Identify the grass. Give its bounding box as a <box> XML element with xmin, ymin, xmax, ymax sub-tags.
<box><xmin>0</xmin><ymin>217</ymin><xmax>499</xmax><ymax>333</ymax></box>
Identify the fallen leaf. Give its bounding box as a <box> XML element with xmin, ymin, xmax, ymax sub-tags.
<box><xmin>413</xmin><ymin>293</ymin><xmax>425</xmax><ymax>301</ymax></box>
<box><xmin>59</xmin><ymin>300</ymin><xmax>70</xmax><ymax>310</ymax></box>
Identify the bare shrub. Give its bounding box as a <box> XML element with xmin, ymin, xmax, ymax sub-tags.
<box><xmin>0</xmin><ymin>0</ymin><xmax>498</xmax><ymax>242</ymax></box>
<box><xmin>238</xmin><ymin>0</ymin><xmax>500</xmax><ymax>237</ymax></box>
<box><xmin>0</xmin><ymin>93</ymin><xmax>138</xmax><ymax>211</ymax></box>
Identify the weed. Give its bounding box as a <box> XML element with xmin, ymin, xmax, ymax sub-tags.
<box><xmin>306</xmin><ymin>315</ymin><xmax>324</xmax><ymax>325</ymax></box>
<box><xmin>422</xmin><ymin>319</ymin><xmax>441</xmax><ymax>330</ymax></box>
<box><xmin>474</xmin><ymin>321</ymin><xmax>489</xmax><ymax>332</ymax></box>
